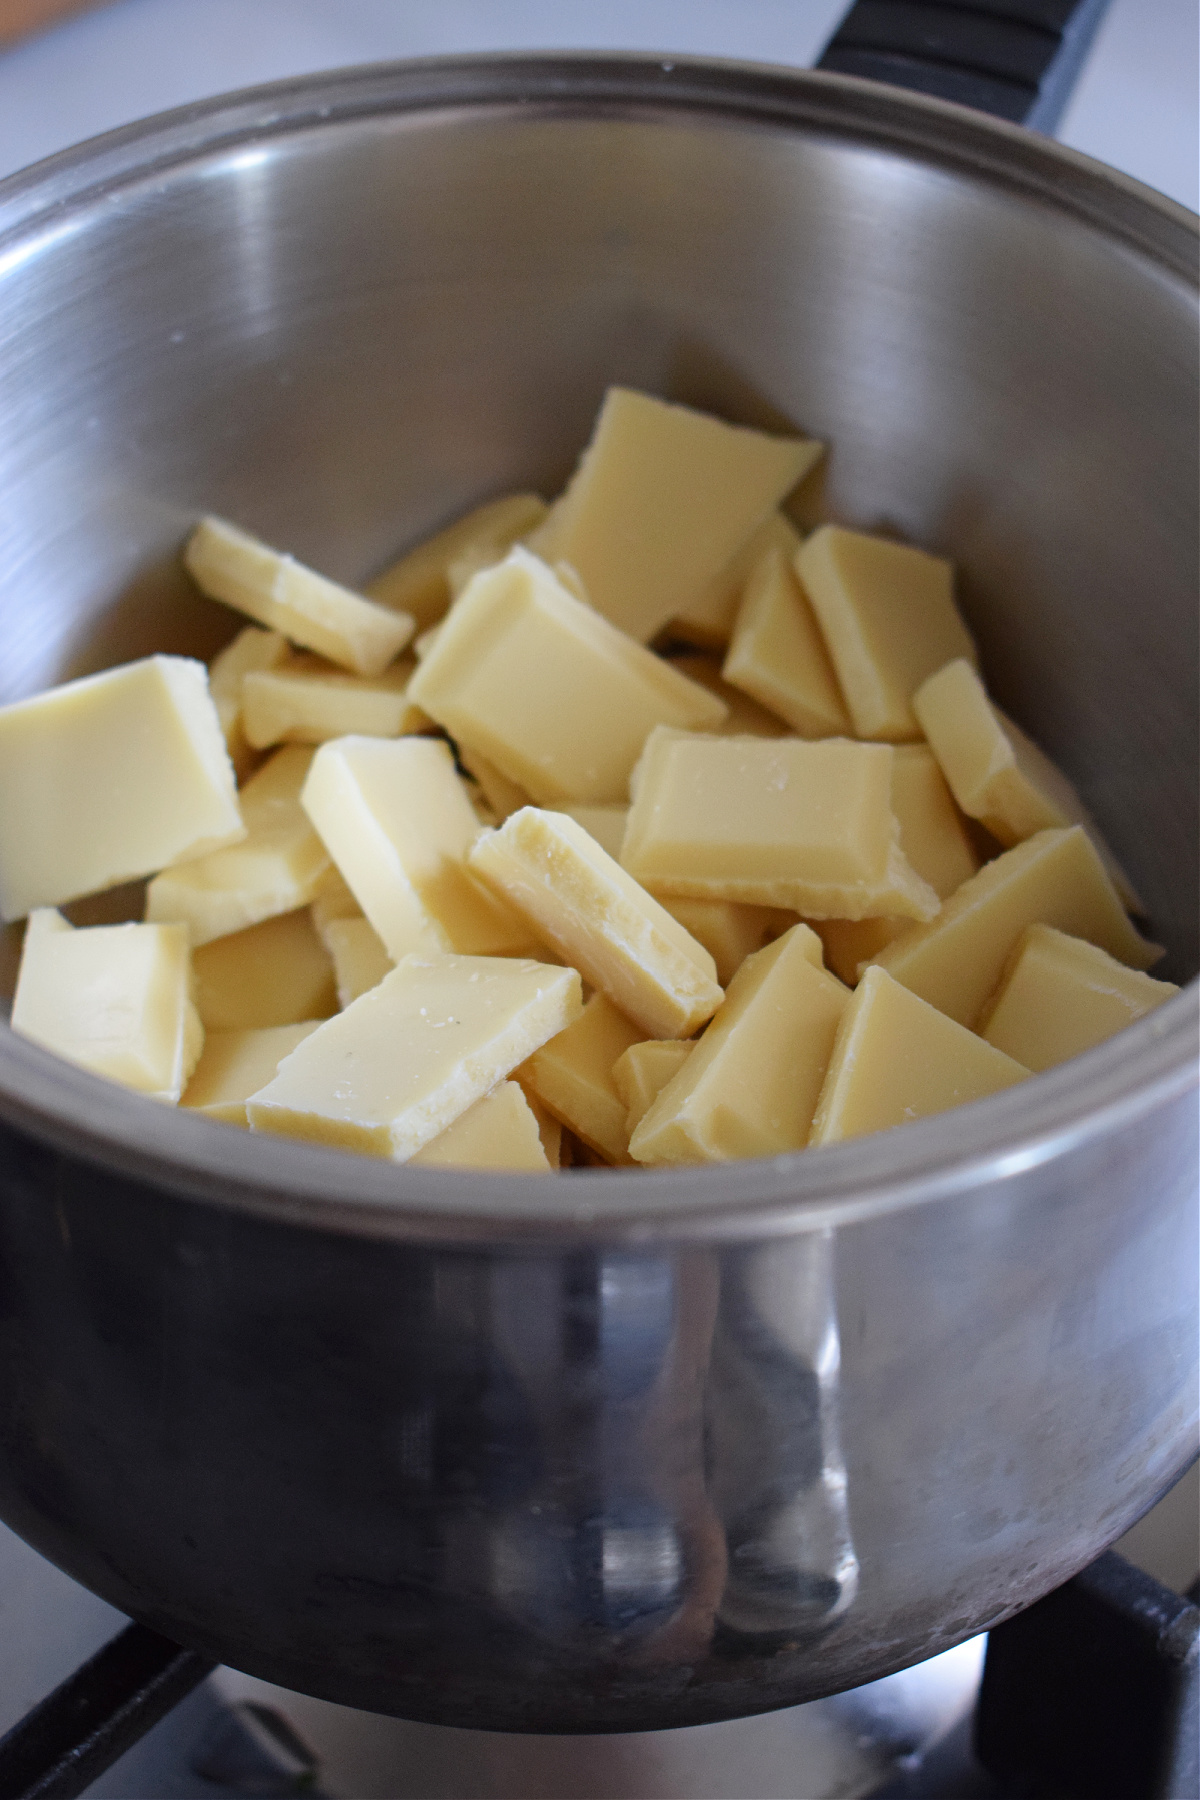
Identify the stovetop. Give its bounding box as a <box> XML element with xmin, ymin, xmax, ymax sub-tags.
<box><xmin>0</xmin><ymin>3</ymin><xmax>1195</xmax><ymax>1796</ymax></box>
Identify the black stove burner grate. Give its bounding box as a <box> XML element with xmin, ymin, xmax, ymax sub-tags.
<box><xmin>0</xmin><ymin>1622</ymin><xmax>213</xmax><ymax>1800</ymax></box>
<box><xmin>976</xmin><ymin>1552</ymin><xmax>1199</xmax><ymax>1800</ymax></box>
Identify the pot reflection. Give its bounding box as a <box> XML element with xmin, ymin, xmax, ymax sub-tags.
<box><xmin>418</xmin><ymin>1234</ymin><xmax>856</xmax><ymax>1660</ymax></box>
<box><xmin>708</xmin><ymin>1230</ymin><xmax>858</xmax><ymax>1639</ymax></box>
<box><xmin>443</xmin><ymin>1249</ymin><xmax>720</xmax><ymax>1657</ymax></box>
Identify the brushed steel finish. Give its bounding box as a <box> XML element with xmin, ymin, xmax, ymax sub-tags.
<box><xmin>0</xmin><ymin>56</ymin><xmax>1195</xmax><ymax>1729</ymax></box>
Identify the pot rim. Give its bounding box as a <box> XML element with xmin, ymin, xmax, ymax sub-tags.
<box><xmin>1</xmin><ymin>51</ymin><xmax>1196</xmax><ymax>272</ymax></box>
<box><xmin>0</xmin><ymin>52</ymin><xmax>1195</xmax><ymax>1246</ymax></box>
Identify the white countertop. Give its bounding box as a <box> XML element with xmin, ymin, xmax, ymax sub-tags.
<box><xmin>0</xmin><ymin>0</ymin><xmax>1195</xmax><ymax>210</ymax></box>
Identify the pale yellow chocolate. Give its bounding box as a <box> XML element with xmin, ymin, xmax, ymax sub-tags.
<box><xmin>669</xmin><ymin>513</ymin><xmax>801</xmax><ymax>649</ymax></box>
<box><xmin>868</xmin><ymin>826</ymin><xmax>1161</xmax><ymax>1028</ymax></box>
<box><xmin>550</xmin><ymin>804</ymin><xmax>629</xmax><ymax>861</ymax></box>
<box><xmin>192</xmin><ymin>907</ymin><xmax>337</xmax><ymax>1031</ymax></box>
<box><xmin>459</xmin><ymin>747</ymin><xmax>532</xmax><ymax>824</ymax></box>
<box><xmin>664</xmin><ymin>654</ymin><xmax>788</xmax><ymax>738</ymax></box>
<box><xmin>0</xmin><ymin>655</ymin><xmax>243</xmax><ymax>922</ymax></box>
<box><xmin>611</xmin><ymin>1038</ymin><xmax>693</xmax><ymax>1135</ymax></box>
<box><xmin>528</xmin><ymin>388</ymin><xmax>821</xmax><ymax>641</ymax></box>
<box><xmin>814</xmin><ymin>916</ymin><xmax>907</xmax><ymax>988</ymax></box>
<box><xmin>723</xmin><ymin>543</ymin><xmax>851</xmax><ymax>736</ymax></box>
<box><xmin>810</xmin><ymin>966</ymin><xmax>1029</xmax><ymax>1144</ymax></box>
<box><xmin>241</xmin><ymin>651</ymin><xmax>429</xmax><ymax>749</ymax></box>
<box><xmin>146</xmin><ymin>745</ymin><xmax>329</xmax><ymax>947</ymax></box>
<box><xmin>978</xmin><ymin>924</ymin><xmax>1179</xmax><ymax>1072</ymax></box>
<box><xmin>621</xmin><ymin>730</ymin><xmax>940</xmax><ymax>920</ymax></box>
<box><xmin>913</xmin><ymin>660</ymin><xmax>1142</xmax><ymax>911</ymax></box>
<box><xmin>407</xmin><ymin>549</ymin><xmax>726</xmax><ymax>804</ymax></box>
<box><xmin>657</xmin><ymin>895</ymin><xmax>791</xmax><ymax>986</ymax></box>
<box><xmin>795</xmin><ymin>526</ymin><xmax>976</xmax><ymax>740</ymax></box>
<box><xmin>365</xmin><ymin>493</ymin><xmax>549</xmax><ymax>629</ymax></box>
<box><xmin>181</xmin><ymin>1021</ymin><xmax>322</xmax><ymax>1124</ymax></box>
<box><xmin>208</xmin><ymin>625</ymin><xmax>288</xmax><ymax>776</ymax></box>
<box><xmin>309</xmin><ymin>866</ymin><xmax>363</xmax><ymax>943</ymax></box>
<box><xmin>185</xmin><ymin>516</ymin><xmax>415</xmax><ymax>678</ymax></box>
<box><xmin>546</xmin><ymin>561</ymin><xmax>592</xmax><ymax>606</ymax></box>
<box><xmin>246</xmin><ymin>953</ymin><xmax>581</xmax><ymax>1160</ymax></box>
<box><xmin>811</xmin><ymin>744</ymin><xmax>978</xmax><ymax>983</ymax></box>
<box><xmin>410</xmin><ymin>1081</ymin><xmax>553</xmax><ymax>1172</ymax></box>
<box><xmin>324</xmin><ymin>916</ymin><xmax>393</xmax><ymax>1008</ymax></box>
<box><xmin>890</xmin><ymin>743</ymin><xmax>980</xmax><ymax>898</ymax></box>
<box><xmin>469</xmin><ymin>807</ymin><xmax>723</xmax><ymax>1039</ymax></box>
<box><xmin>301</xmin><ymin>736</ymin><xmax>535</xmax><ymax>962</ymax></box>
<box><xmin>523</xmin><ymin>994</ymin><xmax>646</xmax><ymax>1164</ymax></box>
<box><xmin>13</xmin><ymin>909</ymin><xmax>202</xmax><ymax>1102</ymax></box>
<box><xmin>515</xmin><ymin>1083</ymin><xmax>565</xmax><ymax>1168</ymax></box>
<box><xmin>629</xmin><ymin>924</ymin><xmax>848</xmax><ymax>1165</ymax></box>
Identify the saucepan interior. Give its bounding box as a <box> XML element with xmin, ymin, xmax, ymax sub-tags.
<box><xmin>0</xmin><ymin>52</ymin><xmax>1194</xmax><ymax>1228</ymax></box>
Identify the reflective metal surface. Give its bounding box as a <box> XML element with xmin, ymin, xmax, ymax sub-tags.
<box><xmin>0</xmin><ymin>57</ymin><xmax>1195</xmax><ymax>1729</ymax></box>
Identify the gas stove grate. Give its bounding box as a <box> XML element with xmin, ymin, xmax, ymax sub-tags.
<box><xmin>0</xmin><ymin>1622</ymin><xmax>213</xmax><ymax>1800</ymax></box>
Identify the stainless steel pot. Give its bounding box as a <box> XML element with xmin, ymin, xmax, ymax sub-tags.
<box><xmin>0</xmin><ymin>55</ymin><xmax>1195</xmax><ymax>1733</ymax></box>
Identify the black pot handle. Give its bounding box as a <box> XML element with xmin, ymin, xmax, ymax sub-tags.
<box><xmin>816</xmin><ymin>0</ymin><xmax>1113</xmax><ymax>133</ymax></box>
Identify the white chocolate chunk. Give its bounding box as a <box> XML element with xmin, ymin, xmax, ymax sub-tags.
<box><xmin>365</xmin><ymin>493</ymin><xmax>549</xmax><ymax>629</ymax></box>
<box><xmin>246</xmin><ymin>953</ymin><xmax>582</xmax><ymax>1160</ymax></box>
<box><xmin>185</xmin><ymin>516</ymin><xmax>415</xmax><ymax>678</ymax></box>
<box><xmin>890</xmin><ymin>743</ymin><xmax>980</xmax><ymax>899</ymax></box>
<box><xmin>410</xmin><ymin>1081</ymin><xmax>553</xmax><ymax>1171</ymax></box>
<box><xmin>0</xmin><ymin>655</ymin><xmax>244</xmax><ymax>922</ymax></box>
<box><xmin>549</xmin><ymin>804</ymin><xmax>629</xmax><ymax>861</ymax></box>
<box><xmin>621</xmin><ymin>729</ymin><xmax>940</xmax><ymax>920</ymax></box>
<box><xmin>407</xmin><ymin>549</ymin><xmax>726</xmax><ymax>804</ymax></box>
<box><xmin>664</xmin><ymin>654</ymin><xmax>789</xmax><ymax>738</ymax></box>
<box><xmin>241</xmin><ymin>651</ymin><xmax>430</xmax><ymax>749</ymax></box>
<box><xmin>629</xmin><ymin>924</ymin><xmax>848</xmax><ymax>1165</ymax></box>
<box><xmin>656</xmin><ymin>895</ymin><xmax>792</xmax><ymax>986</ymax></box>
<box><xmin>723</xmin><ymin>543</ymin><xmax>851</xmax><ymax>736</ymax></box>
<box><xmin>669</xmin><ymin>513</ymin><xmax>801</xmax><ymax>650</ymax></box>
<box><xmin>795</xmin><ymin>526</ymin><xmax>976</xmax><ymax>740</ymax></box>
<box><xmin>146</xmin><ymin>745</ymin><xmax>329</xmax><ymax>946</ymax></box>
<box><xmin>324</xmin><ymin>915</ymin><xmax>393</xmax><ymax>1008</ymax></box>
<box><xmin>868</xmin><ymin>826</ymin><xmax>1162</xmax><ymax>1028</ymax></box>
<box><xmin>913</xmin><ymin>659</ymin><xmax>1143</xmax><ymax>911</ymax></box>
<box><xmin>810</xmin><ymin>966</ymin><xmax>1029</xmax><ymax>1145</ymax></box>
<box><xmin>514</xmin><ymin>1082</ymin><xmax>564</xmax><ymax>1168</ymax></box>
<box><xmin>301</xmin><ymin>736</ymin><xmax>535</xmax><ymax>961</ymax></box>
<box><xmin>13</xmin><ymin>909</ymin><xmax>202</xmax><ymax>1101</ymax></box>
<box><xmin>309</xmin><ymin>866</ymin><xmax>363</xmax><ymax>945</ymax></box>
<box><xmin>208</xmin><ymin>625</ymin><xmax>288</xmax><ymax>776</ymax></box>
<box><xmin>182</xmin><ymin>1021</ymin><xmax>323</xmax><ymax>1124</ymax></box>
<box><xmin>458</xmin><ymin>747</ymin><xmax>532</xmax><ymax>824</ymax></box>
<box><xmin>612</xmin><ymin>1038</ymin><xmax>694</xmax><ymax>1135</ymax></box>
<box><xmin>546</xmin><ymin>561</ymin><xmax>592</xmax><ymax>606</ymax></box>
<box><xmin>814</xmin><ymin>915</ymin><xmax>907</xmax><ymax>988</ymax></box>
<box><xmin>528</xmin><ymin>387</ymin><xmax>821</xmax><ymax>641</ymax></box>
<box><xmin>977</xmin><ymin>924</ymin><xmax>1178</xmax><ymax>1072</ymax></box>
<box><xmin>998</xmin><ymin>713</ymin><xmax>1143</xmax><ymax>914</ymax></box>
<box><xmin>469</xmin><ymin>807</ymin><xmax>723</xmax><ymax>1039</ymax></box>
<box><xmin>192</xmin><ymin>907</ymin><xmax>337</xmax><ymax>1031</ymax></box>
<box><xmin>523</xmin><ymin>994</ymin><xmax>647</xmax><ymax>1164</ymax></box>
<box><xmin>811</xmin><ymin>744</ymin><xmax>979</xmax><ymax>983</ymax></box>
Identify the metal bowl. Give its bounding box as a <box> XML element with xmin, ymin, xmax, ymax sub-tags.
<box><xmin>0</xmin><ymin>56</ymin><xmax>1195</xmax><ymax>1731</ymax></box>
